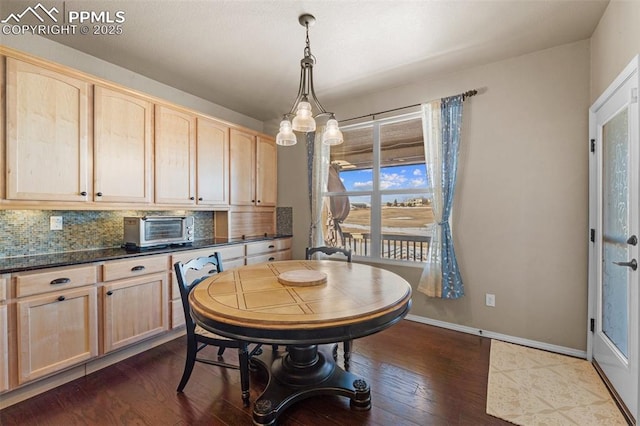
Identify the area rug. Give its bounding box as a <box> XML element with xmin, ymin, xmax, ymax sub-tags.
<box><xmin>486</xmin><ymin>340</ymin><xmax>627</xmax><ymax>425</ymax></box>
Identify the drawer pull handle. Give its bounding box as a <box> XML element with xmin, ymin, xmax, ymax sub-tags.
<box><xmin>106</xmin><ymin>290</ymin><xmax>113</xmax><ymax>296</ymax></box>
<box><xmin>57</xmin><ymin>295</ymin><xmax>65</xmax><ymax>302</ymax></box>
<box><xmin>268</xmin><ymin>257</ymin><xmax>275</xmax><ymax>261</ymax></box>
<box><xmin>131</xmin><ymin>265</ymin><xmax>146</xmax><ymax>272</ymax></box>
<box><xmin>50</xmin><ymin>278</ymin><xmax>71</xmax><ymax>285</ymax></box>
<box><xmin>268</xmin><ymin>245</ymin><xmax>275</xmax><ymax>249</ymax></box>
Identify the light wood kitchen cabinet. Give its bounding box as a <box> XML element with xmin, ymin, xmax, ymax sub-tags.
<box><xmin>0</xmin><ymin>277</ymin><xmax>7</xmax><ymax>393</ymax></box>
<box><xmin>101</xmin><ymin>256</ymin><xmax>169</xmax><ymax>353</ymax></box>
<box><xmin>154</xmin><ymin>105</ymin><xmax>197</xmax><ymax>205</ymax></box>
<box><xmin>94</xmin><ymin>86</ymin><xmax>154</xmax><ymax>203</ymax></box>
<box><xmin>0</xmin><ymin>304</ymin><xmax>7</xmax><ymax>393</ymax></box>
<box><xmin>196</xmin><ymin>117</ymin><xmax>229</xmax><ymax>207</ymax></box>
<box><xmin>229</xmin><ymin>128</ymin><xmax>256</xmax><ymax>206</ymax></box>
<box><xmin>256</xmin><ymin>136</ymin><xmax>277</xmax><ymax>207</ymax></box>
<box><xmin>229</xmin><ymin>130</ymin><xmax>277</xmax><ymax>207</ymax></box>
<box><xmin>14</xmin><ymin>265</ymin><xmax>98</xmax><ymax>385</ymax></box>
<box><xmin>5</xmin><ymin>58</ymin><xmax>91</xmax><ymax>202</ymax></box>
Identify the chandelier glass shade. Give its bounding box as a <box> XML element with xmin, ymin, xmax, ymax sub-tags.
<box><xmin>276</xmin><ymin>14</ymin><xmax>343</xmax><ymax>146</ymax></box>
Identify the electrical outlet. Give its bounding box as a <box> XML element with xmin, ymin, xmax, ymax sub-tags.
<box><xmin>485</xmin><ymin>293</ymin><xmax>496</xmax><ymax>307</ymax></box>
<box><xmin>50</xmin><ymin>216</ymin><xmax>63</xmax><ymax>231</ymax></box>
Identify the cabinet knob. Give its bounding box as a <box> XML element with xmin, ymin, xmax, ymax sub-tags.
<box><xmin>50</xmin><ymin>278</ymin><xmax>71</xmax><ymax>285</ymax></box>
<box><xmin>190</xmin><ymin>196</ymin><xmax>195</xmax><ymax>200</ymax></box>
<box><xmin>198</xmin><ymin>197</ymin><xmax>203</xmax><ymax>201</ymax></box>
<box><xmin>268</xmin><ymin>257</ymin><xmax>275</xmax><ymax>261</ymax></box>
<box><xmin>257</xmin><ymin>200</ymin><xmax>261</xmax><ymax>204</ymax></box>
<box><xmin>80</xmin><ymin>191</ymin><xmax>87</xmax><ymax>196</ymax></box>
<box><xmin>57</xmin><ymin>295</ymin><xmax>66</xmax><ymax>302</ymax></box>
<box><xmin>131</xmin><ymin>265</ymin><xmax>146</xmax><ymax>272</ymax></box>
<box><xmin>106</xmin><ymin>290</ymin><xmax>113</xmax><ymax>296</ymax></box>
<box><xmin>96</xmin><ymin>192</ymin><xmax>103</xmax><ymax>197</ymax></box>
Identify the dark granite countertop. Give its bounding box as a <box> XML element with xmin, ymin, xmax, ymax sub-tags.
<box><xmin>0</xmin><ymin>235</ymin><xmax>292</xmax><ymax>274</ymax></box>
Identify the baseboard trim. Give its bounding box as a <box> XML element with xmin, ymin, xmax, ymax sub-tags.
<box><xmin>405</xmin><ymin>314</ymin><xmax>587</xmax><ymax>359</ymax></box>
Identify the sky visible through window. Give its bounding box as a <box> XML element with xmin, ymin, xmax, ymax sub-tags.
<box><xmin>339</xmin><ymin>164</ymin><xmax>428</xmax><ymax>192</ymax></box>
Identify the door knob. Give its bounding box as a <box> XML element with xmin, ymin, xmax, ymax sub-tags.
<box><xmin>627</xmin><ymin>235</ymin><xmax>638</xmax><ymax>246</ymax></box>
<box><xmin>613</xmin><ymin>259</ymin><xmax>638</xmax><ymax>270</ymax></box>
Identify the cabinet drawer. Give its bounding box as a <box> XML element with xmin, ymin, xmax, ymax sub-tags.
<box><xmin>15</xmin><ymin>265</ymin><xmax>98</xmax><ymax>298</ymax></box>
<box><xmin>102</xmin><ymin>255</ymin><xmax>168</xmax><ymax>282</ymax></box>
<box><xmin>216</xmin><ymin>244</ymin><xmax>245</xmax><ymax>261</ymax></box>
<box><xmin>245</xmin><ymin>250</ymin><xmax>291</xmax><ymax>265</ymax></box>
<box><xmin>171</xmin><ymin>244</ymin><xmax>244</xmax><ymax>266</ymax></box>
<box><xmin>245</xmin><ymin>238</ymin><xmax>291</xmax><ymax>256</ymax></box>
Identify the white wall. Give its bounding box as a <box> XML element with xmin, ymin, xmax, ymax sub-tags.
<box><xmin>279</xmin><ymin>40</ymin><xmax>591</xmax><ymax>350</ymax></box>
<box><xmin>1</xmin><ymin>36</ymin><xmax>263</xmax><ymax>132</ymax></box>
<box><xmin>590</xmin><ymin>0</ymin><xmax>640</xmax><ymax>102</ymax></box>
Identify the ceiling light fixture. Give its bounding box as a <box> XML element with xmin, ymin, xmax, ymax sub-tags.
<box><xmin>276</xmin><ymin>14</ymin><xmax>343</xmax><ymax>147</ymax></box>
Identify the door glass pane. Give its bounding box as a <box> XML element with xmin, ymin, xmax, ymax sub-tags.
<box><xmin>602</xmin><ymin>107</ymin><xmax>629</xmax><ymax>358</ymax></box>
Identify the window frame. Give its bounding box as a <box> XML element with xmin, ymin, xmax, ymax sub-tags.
<box><xmin>324</xmin><ymin>111</ymin><xmax>431</xmax><ymax>265</ymax></box>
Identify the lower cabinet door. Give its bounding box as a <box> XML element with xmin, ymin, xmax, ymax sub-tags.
<box><xmin>0</xmin><ymin>304</ymin><xmax>8</xmax><ymax>392</ymax></box>
<box><xmin>17</xmin><ymin>287</ymin><xmax>98</xmax><ymax>384</ymax></box>
<box><xmin>102</xmin><ymin>272</ymin><xmax>168</xmax><ymax>353</ymax></box>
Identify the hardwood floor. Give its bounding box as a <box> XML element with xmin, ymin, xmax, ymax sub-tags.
<box><xmin>0</xmin><ymin>321</ymin><xmax>510</xmax><ymax>425</ymax></box>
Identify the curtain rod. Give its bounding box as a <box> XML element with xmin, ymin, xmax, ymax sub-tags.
<box><xmin>340</xmin><ymin>89</ymin><xmax>478</xmax><ymax>124</ymax></box>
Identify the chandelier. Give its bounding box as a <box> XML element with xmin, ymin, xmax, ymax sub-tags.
<box><xmin>276</xmin><ymin>14</ymin><xmax>343</xmax><ymax>146</ymax></box>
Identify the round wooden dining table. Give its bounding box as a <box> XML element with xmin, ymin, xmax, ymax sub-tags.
<box><xmin>189</xmin><ymin>260</ymin><xmax>412</xmax><ymax>425</ymax></box>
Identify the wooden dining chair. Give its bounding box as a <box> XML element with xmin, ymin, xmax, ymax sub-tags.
<box><xmin>305</xmin><ymin>246</ymin><xmax>354</xmax><ymax>370</ymax></box>
<box><xmin>305</xmin><ymin>246</ymin><xmax>352</xmax><ymax>262</ymax></box>
<box><xmin>174</xmin><ymin>252</ymin><xmax>260</xmax><ymax>406</ymax></box>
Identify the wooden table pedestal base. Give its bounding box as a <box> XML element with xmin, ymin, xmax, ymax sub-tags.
<box><xmin>251</xmin><ymin>345</ymin><xmax>371</xmax><ymax>425</ymax></box>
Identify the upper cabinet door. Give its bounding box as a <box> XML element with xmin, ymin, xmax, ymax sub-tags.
<box><xmin>6</xmin><ymin>58</ymin><xmax>91</xmax><ymax>201</ymax></box>
<box><xmin>154</xmin><ymin>105</ymin><xmax>196</xmax><ymax>205</ymax></box>
<box><xmin>230</xmin><ymin>129</ymin><xmax>256</xmax><ymax>206</ymax></box>
<box><xmin>256</xmin><ymin>136</ymin><xmax>277</xmax><ymax>207</ymax></box>
<box><xmin>94</xmin><ymin>86</ymin><xmax>153</xmax><ymax>203</ymax></box>
<box><xmin>196</xmin><ymin>117</ymin><xmax>229</xmax><ymax>207</ymax></box>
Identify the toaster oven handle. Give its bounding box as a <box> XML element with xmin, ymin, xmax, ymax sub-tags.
<box><xmin>131</xmin><ymin>265</ymin><xmax>146</xmax><ymax>272</ymax></box>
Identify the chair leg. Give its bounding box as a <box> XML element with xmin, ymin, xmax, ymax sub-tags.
<box><xmin>177</xmin><ymin>336</ymin><xmax>198</xmax><ymax>392</ymax></box>
<box><xmin>343</xmin><ymin>340</ymin><xmax>352</xmax><ymax>371</ymax></box>
<box><xmin>217</xmin><ymin>346</ymin><xmax>226</xmax><ymax>356</ymax></box>
<box><xmin>238</xmin><ymin>343</ymin><xmax>250</xmax><ymax>407</ymax></box>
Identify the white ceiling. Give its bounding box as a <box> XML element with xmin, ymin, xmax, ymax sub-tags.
<box><xmin>8</xmin><ymin>0</ymin><xmax>609</xmax><ymax>123</ymax></box>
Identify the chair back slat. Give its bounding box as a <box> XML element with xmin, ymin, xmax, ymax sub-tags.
<box><xmin>305</xmin><ymin>246</ymin><xmax>352</xmax><ymax>262</ymax></box>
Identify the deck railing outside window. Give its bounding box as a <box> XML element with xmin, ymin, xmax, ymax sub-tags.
<box><xmin>342</xmin><ymin>232</ymin><xmax>430</xmax><ymax>262</ymax></box>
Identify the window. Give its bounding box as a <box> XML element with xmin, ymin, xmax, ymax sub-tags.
<box><xmin>323</xmin><ymin>112</ymin><xmax>432</xmax><ymax>262</ymax></box>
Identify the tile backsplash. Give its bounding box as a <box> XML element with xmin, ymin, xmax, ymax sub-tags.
<box><xmin>0</xmin><ymin>210</ymin><xmax>214</xmax><ymax>258</ymax></box>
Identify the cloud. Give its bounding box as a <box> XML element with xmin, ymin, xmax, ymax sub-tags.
<box><xmin>353</xmin><ymin>181</ymin><xmax>373</xmax><ymax>190</ymax></box>
<box><xmin>380</xmin><ymin>173</ymin><xmax>407</xmax><ymax>189</ymax></box>
<box><xmin>413</xmin><ymin>169</ymin><xmax>422</xmax><ymax>176</ymax></box>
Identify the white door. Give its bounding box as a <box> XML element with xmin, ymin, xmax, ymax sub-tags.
<box><xmin>589</xmin><ymin>55</ymin><xmax>639</xmax><ymax>421</ymax></box>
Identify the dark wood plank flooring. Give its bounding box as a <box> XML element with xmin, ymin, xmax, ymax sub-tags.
<box><xmin>0</xmin><ymin>321</ymin><xmax>511</xmax><ymax>425</ymax></box>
